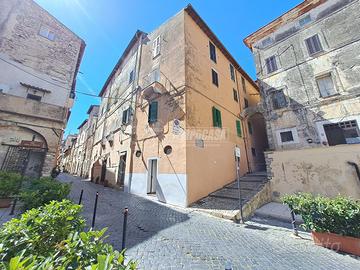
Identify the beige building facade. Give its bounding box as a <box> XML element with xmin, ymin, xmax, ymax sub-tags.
<box><xmin>0</xmin><ymin>0</ymin><xmax>85</xmax><ymax>178</ymax></box>
<box><xmin>86</xmin><ymin>5</ymin><xmax>267</xmax><ymax>207</ymax></box>
<box><xmin>244</xmin><ymin>0</ymin><xmax>360</xmax><ymax>200</ymax></box>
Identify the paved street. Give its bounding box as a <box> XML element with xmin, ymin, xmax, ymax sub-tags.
<box><xmin>56</xmin><ymin>173</ymin><xmax>359</xmax><ymax>270</ymax></box>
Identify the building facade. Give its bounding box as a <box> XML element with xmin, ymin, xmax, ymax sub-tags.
<box><xmin>244</xmin><ymin>0</ymin><xmax>360</xmax><ymax>200</ymax></box>
<box><xmin>0</xmin><ymin>0</ymin><xmax>85</xmax><ymax>178</ymax></box>
<box><xmin>87</xmin><ymin>5</ymin><xmax>267</xmax><ymax>207</ymax></box>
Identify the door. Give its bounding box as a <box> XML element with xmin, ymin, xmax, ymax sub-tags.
<box><xmin>117</xmin><ymin>153</ymin><xmax>127</xmax><ymax>186</ymax></box>
<box><xmin>23</xmin><ymin>151</ymin><xmax>45</xmax><ymax>179</ymax></box>
<box><xmin>147</xmin><ymin>159</ymin><xmax>157</xmax><ymax>194</ymax></box>
<box><xmin>100</xmin><ymin>158</ymin><xmax>107</xmax><ymax>183</ymax></box>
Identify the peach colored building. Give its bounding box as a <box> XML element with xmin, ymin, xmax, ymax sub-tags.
<box><xmin>89</xmin><ymin>5</ymin><xmax>267</xmax><ymax>207</ymax></box>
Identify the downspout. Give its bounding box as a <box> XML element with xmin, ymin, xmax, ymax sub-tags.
<box><xmin>127</xmin><ymin>32</ymin><xmax>144</xmax><ymax>192</ymax></box>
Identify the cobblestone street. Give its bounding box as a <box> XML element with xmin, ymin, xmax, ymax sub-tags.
<box><xmin>57</xmin><ymin>173</ymin><xmax>359</xmax><ymax>270</ymax></box>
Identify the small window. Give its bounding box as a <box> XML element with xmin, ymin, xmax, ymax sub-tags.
<box><xmin>209</xmin><ymin>41</ymin><xmax>217</xmax><ymax>63</ymax></box>
<box><xmin>212</xmin><ymin>107</ymin><xmax>222</xmax><ymax>128</ymax></box>
<box><xmin>244</xmin><ymin>98</ymin><xmax>249</xmax><ymax>109</ymax></box>
<box><xmin>229</xmin><ymin>64</ymin><xmax>235</xmax><ymax>81</ymax></box>
<box><xmin>39</xmin><ymin>25</ymin><xmax>55</xmax><ymax>41</ymax></box>
<box><xmin>261</xmin><ymin>37</ymin><xmax>273</xmax><ymax>48</ymax></box>
<box><xmin>148</xmin><ymin>101</ymin><xmax>158</xmax><ymax>124</ymax></box>
<box><xmin>251</xmin><ymin>147</ymin><xmax>256</xmax><ymax>157</ymax></box>
<box><xmin>299</xmin><ymin>15</ymin><xmax>311</xmax><ymax>27</ymax></box>
<box><xmin>212</xmin><ymin>69</ymin><xmax>219</xmax><ymax>87</ymax></box>
<box><xmin>316</xmin><ymin>74</ymin><xmax>336</xmax><ymax>97</ymax></box>
<box><xmin>236</xmin><ymin>120</ymin><xmax>242</xmax><ymax>137</ymax></box>
<box><xmin>122</xmin><ymin>107</ymin><xmax>131</xmax><ymax>125</ymax></box>
<box><xmin>280</xmin><ymin>131</ymin><xmax>294</xmax><ymax>142</ymax></box>
<box><xmin>233</xmin><ymin>89</ymin><xmax>238</xmax><ymax>102</ymax></box>
<box><xmin>241</xmin><ymin>77</ymin><xmax>246</xmax><ymax>93</ymax></box>
<box><xmin>270</xmin><ymin>90</ymin><xmax>288</xmax><ymax>109</ymax></box>
<box><xmin>248</xmin><ymin>121</ymin><xmax>253</xmax><ymax>135</ymax></box>
<box><xmin>129</xmin><ymin>70</ymin><xmax>135</xmax><ymax>84</ymax></box>
<box><xmin>152</xmin><ymin>36</ymin><xmax>161</xmax><ymax>58</ymax></box>
<box><xmin>305</xmin><ymin>34</ymin><xmax>323</xmax><ymax>55</ymax></box>
<box><xmin>265</xmin><ymin>56</ymin><xmax>278</xmax><ymax>74</ymax></box>
<box><xmin>26</xmin><ymin>93</ymin><xmax>42</xmax><ymax>101</ymax></box>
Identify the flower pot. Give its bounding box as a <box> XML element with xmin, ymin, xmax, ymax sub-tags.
<box><xmin>0</xmin><ymin>197</ymin><xmax>12</xmax><ymax>208</ymax></box>
<box><xmin>312</xmin><ymin>231</ymin><xmax>360</xmax><ymax>256</ymax></box>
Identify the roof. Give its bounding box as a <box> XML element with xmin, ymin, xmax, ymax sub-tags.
<box><xmin>98</xmin><ymin>30</ymin><xmax>147</xmax><ymax>97</ymax></box>
<box><xmin>184</xmin><ymin>4</ymin><xmax>258</xmax><ymax>90</ymax></box>
<box><xmin>87</xmin><ymin>104</ymin><xmax>100</xmax><ymax>114</ymax></box>
<box><xmin>20</xmin><ymin>82</ymin><xmax>51</xmax><ymax>93</ymax></box>
<box><xmin>243</xmin><ymin>0</ymin><xmax>326</xmax><ymax>50</ymax></box>
<box><xmin>77</xmin><ymin>119</ymin><xmax>88</xmax><ymax>130</ymax></box>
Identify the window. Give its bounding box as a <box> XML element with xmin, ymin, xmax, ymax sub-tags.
<box><xmin>209</xmin><ymin>41</ymin><xmax>217</xmax><ymax>63</ymax></box>
<box><xmin>305</xmin><ymin>34</ymin><xmax>323</xmax><ymax>55</ymax></box>
<box><xmin>270</xmin><ymin>90</ymin><xmax>288</xmax><ymax>109</ymax></box>
<box><xmin>152</xmin><ymin>36</ymin><xmax>161</xmax><ymax>58</ymax></box>
<box><xmin>241</xmin><ymin>77</ymin><xmax>246</xmax><ymax>93</ymax></box>
<box><xmin>236</xmin><ymin>120</ymin><xmax>242</xmax><ymax>137</ymax></box>
<box><xmin>316</xmin><ymin>74</ymin><xmax>336</xmax><ymax>97</ymax></box>
<box><xmin>265</xmin><ymin>56</ymin><xmax>278</xmax><ymax>74</ymax></box>
<box><xmin>129</xmin><ymin>70</ymin><xmax>135</xmax><ymax>84</ymax></box>
<box><xmin>261</xmin><ymin>37</ymin><xmax>273</xmax><ymax>48</ymax></box>
<box><xmin>26</xmin><ymin>93</ymin><xmax>42</xmax><ymax>101</ymax></box>
<box><xmin>229</xmin><ymin>64</ymin><xmax>235</xmax><ymax>81</ymax></box>
<box><xmin>248</xmin><ymin>121</ymin><xmax>253</xmax><ymax>134</ymax></box>
<box><xmin>212</xmin><ymin>107</ymin><xmax>222</xmax><ymax>128</ymax></box>
<box><xmin>280</xmin><ymin>131</ymin><xmax>294</xmax><ymax>142</ymax></box>
<box><xmin>324</xmin><ymin>120</ymin><xmax>360</xmax><ymax>146</ymax></box>
<box><xmin>39</xmin><ymin>25</ymin><xmax>55</xmax><ymax>41</ymax></box>
<box><xmin>148</xmin><ymin>101</ymin><xmax>158</xmax><ymax>124</ymax></box>
<box><xmin>122</xmin><ymin>107</ymin><xmax>131</xmax><ymax>125</ymax></box>
<box><xmin>299</xmin><ymin>15</ymin><xmax>311</xmax><ymax>27</ymax></box>
<box><xmin>233</xmin><ymin>89</ymin><xmax>238</xmax><ymax>102</ymax></box>
<box><xmin>212</xmin><ymin>69</ymin><xmax>219</xmax><ymax>87</ymax></box>
<box><xmin>251</xmin><ymin>147</ymin><xmax>256</xmax><ymax>157</ymax></box>
<box><xmin>244</xmin><ymin>98</ymin><xmax>249</xmax><ymax>108</ymax></box>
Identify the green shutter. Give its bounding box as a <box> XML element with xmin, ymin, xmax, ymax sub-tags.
<box><xmin>217</xmin><ymin>110</ymin><xmax>222</xmax><ymax>128</ymax></box>
<box><xmin>236</xmin><ymin>120</ymin><xmax>242</xmax><ymax>137</ymax></box>
<box><xmin>212</xmin><ymin>107</ymin><xmax>217</xmax><ymax>127</ymax></box>
<box><xmin>149</xmin><ymin>101</ymin><xmax>158</xmax><ymax>123</ymax></box>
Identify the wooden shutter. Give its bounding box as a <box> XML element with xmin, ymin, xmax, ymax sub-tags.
<box><xmin>212</xmin><ymin>107</ymin><xmax>217</xmax><ymax>127</ymax></box>
<box><xmin>217</xmin><ymin>109</ymin><xmax>222</xmax><ymax>128</ymax></box>
<box><xmin>148</xmin><ymin>101</ymin><xmax>158</xmax><ymax>123</ymax></box>
<box><xmin>236</xmin><ymin>120</ymin><xmax>242</xmax><ymax>137</ymax></box>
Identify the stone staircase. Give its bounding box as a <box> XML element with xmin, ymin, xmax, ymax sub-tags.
<box><xmin>190</xmin><ymin>171</ymin><xmax>271</xmax><ymax>220</ymax></box>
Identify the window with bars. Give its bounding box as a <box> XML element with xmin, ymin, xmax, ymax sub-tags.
<box><xmin>270</xmin><ymin>90</ymin><xmax>288</xmax><ymax>109</ymax></box>
<box><xmin>209</xmin><ymin>41</ymin><xmax>217</xmax><ymax>63</ymax></box>
<box><xmin>305</xmin><ymin>34</ymin><xmax>323</xmax><ymax>55</ymax></box>
<box><xmin>230</xmin><ymin>64</ymin><xmax>235</xmax><ymax>81</ymax></box>
<box><xmin>265</xmin><ymin>56</ymin><xmax>278</xmax><ymax>74</ymax></box>
<box><xmin>212</xmin><ymin>107</ymin><xmax>222</xmax><ymax>128</ymax></box>
<box><xmin>212</xmin><ymin>69</ymin><xmax>219</xmax><ymax>87</ymax></box>
<box><xmin>316</xmin><ymin>74</ymin><xmax>336</xmax><ymax>97</ymax></box>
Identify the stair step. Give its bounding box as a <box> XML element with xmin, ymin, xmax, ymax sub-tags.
<box><xmin>208</xmin><ymin>194</ymin><xmax>249</xmax><ymax>201</ymax></box>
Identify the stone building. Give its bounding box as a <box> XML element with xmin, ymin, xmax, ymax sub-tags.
<box><xmin>244</xmin><ymin>0</ymin><xmax>360</xmax><ymax>200</ymax></box>
<box><xmin>89</xmin><ymin>5</ymin><xmax>267</xmax><ymax>207</ymax></box>
<box><xmin>0</xmin><ymin>0</ymin><xmax>85</xmax><ymax>178</ymax></box>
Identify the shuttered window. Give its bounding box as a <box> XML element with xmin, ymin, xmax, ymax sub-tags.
<box><xmin>152</xmin><ymin>36</ymin><xmax>161</xmax><ymax>58</ymax></box>
<box><xmin>212</xmin><ymin>107</ymin><xmax>222</xmax><ymax>128</ymax></box>
<box><xmin>233</xmin><ymin>89</ymin><xmax>238</xmax><ymax>102</ymax></box>
<box><xmin>236</xmin><ymin>120</ymin><xmax>242</xmax><ymax>137</ymax></box>
<box><xmin>209</xmin><ymin>41</ymin><xmax>217</xmax><ymax>63</ymax></box>
<box><xmin>212</xmin><ymin>69</ymin><xmax>219</xmax><ymax>87</ymax></box>
<box><xmin>305</xmin><ymin>34</ymin><xmax>323</xmax><ymax>55</ymax></box>
<box><xmin>148</xmin><ymin>101</ymin><xmax>158</xmax><ymax>124</ymax></box>
<box><xmin>265</xmin><ymin>56</ymin><xmax>278</xmax><ymax>74</ymax></box>
<box><xmin>316</xmin><ymin>74</ymin><xmax>336</xmax><ymax>97</ymax></box>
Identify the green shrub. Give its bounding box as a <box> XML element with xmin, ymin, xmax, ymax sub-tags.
<box><xmin>0</xmin><ymin>200</ymin><xmax>85</xmax><ymax>261</ymax></box>
<box><xmin>20</xmin><ymin>177</ymin><xmax>70</xmax><ymax>210</ymax></box>
<box><xmin>0</xmin><ymin>171</ymin><xmax>23</xmax><ymax>198</ymax></box>
<box><xmin>282</xmin><ymin>193</ymin><xmax>360</xmax><ymax>238</ymax></box>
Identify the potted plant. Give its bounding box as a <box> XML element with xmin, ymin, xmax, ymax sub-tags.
<box><xmin>283</xmin><ymin>193</ymin><xmax>360</xmax><ymax>256</ymax></box>
<box><xmin>0</xmin><ymin>171</ymin><xmax>23</xmax><ymax>208</ymax></box>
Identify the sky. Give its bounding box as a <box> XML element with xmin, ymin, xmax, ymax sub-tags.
<box><xmin>34</xmin><ymin>0</ymin><xmax>302</xmax><ymax>137</ymax></box>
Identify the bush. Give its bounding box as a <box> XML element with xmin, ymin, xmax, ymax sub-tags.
<box><xmin>0</xmin><ymin>200</ymin><xmax>85</xmax><ymax>261</ymax></box>
<box><xmin>0</xmin><ymin>171</ymin><xmax>23</xmax><ymax>198</ymax></box>
<box><xmin>282</xmin><ymin>193</ymin><xmax>360</xmax><ymax>238</ymax></box>
<box><xmin>20</xmin><ymin>177</ymin><xmax>70</xmax><ymax>210</ymax></box>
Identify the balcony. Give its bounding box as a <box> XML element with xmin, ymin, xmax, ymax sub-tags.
<box><xmin>141</xmin><ymin>69</ymin><xmax>178</xmax><ymax>99</ymax></box>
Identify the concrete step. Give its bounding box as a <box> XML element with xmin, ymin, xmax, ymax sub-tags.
<box><xmin>210</xmin><ymin>187</ymin><xmax>261</xmax><ymax>201</ymax></box>
<box><xmin>254</xmin><ymin>202</ymin><xmax>303</xmax><ymax>224</ymax></box>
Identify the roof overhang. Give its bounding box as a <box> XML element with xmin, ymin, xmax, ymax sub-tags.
<box><xmin>20</xmin><ymin>82</ymin><xmax>51</xmax><ymax>93</ymax></box>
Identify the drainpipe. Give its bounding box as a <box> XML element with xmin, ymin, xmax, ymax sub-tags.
<box><xmin>127</xmin><ymin>32</ymin><xmax>145</xmax><ymax>192</ymax></box>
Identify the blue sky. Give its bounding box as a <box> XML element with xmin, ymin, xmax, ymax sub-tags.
<box><xmin>34</xmin><ymin>0</ymin><xmax>302</xmax><ymax>136</ymax></box>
